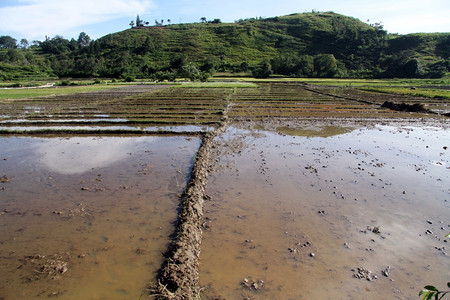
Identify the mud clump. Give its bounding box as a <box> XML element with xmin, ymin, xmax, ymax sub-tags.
<box><xmin>241</xmin><ymin>278</ymin><xmax>265</xmax><ymax>291</ymax></box>
<box><xmin>150</xmin><ymin>125</ymin><xmax>227</xmax><ymax>299</ymax></box>
<box><xmin>352</xmin><ymin>267</ymin><xmax>378</xmax><ymax>281</ymax></box>
<box><xmin>381</xmin><ymin>101</ymin><xmax>429</xmax><ymax>113</ymax></box>
<box><xmin>0</xmin><ymin>175</ymin><xmax>11</xmax><ymax>183</ymax></box>
<box><xmin>18</xmin><ymin>254</ymin><xmax>69</xmax><ymax>281</ymax></box>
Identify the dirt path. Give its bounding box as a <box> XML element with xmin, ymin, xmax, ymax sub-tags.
<box><xmin>150</xmin><ymin>121</ymin><xmax>228</xmax><ymax>299</ymax></box>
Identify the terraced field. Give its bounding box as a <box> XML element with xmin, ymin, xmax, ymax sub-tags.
<box><xmin>0</xmin><ymin>81</ymin><xmax>449</xmax><ymax>299</ymax></box>
<box><xmin>309</xmin><ymin>85</ymin><xmax>450</xmax><ymax>115</ymax></box>
<box><xmin>228</xmin><ymin>82</ymin><xmax>449</xmax><ymax>120</ymax></box>
<box><xmin>0</xmin><ymin>85</ymin><xmax>232</xmax><ymax>134</ymax></box>
<box><xmin>1</xmin><ymin>83</ymin><xmax>448</xmax><ymax>135</ymax></box>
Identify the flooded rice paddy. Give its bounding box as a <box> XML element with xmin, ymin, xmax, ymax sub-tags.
<box><xmin>0</xmin><ymin>82</ymin><xmax>449</xmax><ymax>299</ymax></box>
<box><xmin>200</xmin><ymin>122</ymin><xmax>449</xmax><ymax>299</ymax></box>
<box><xmin>0</xmin><ymin>135</ymin><xmax>200</xmax><ymax>299</ymax></box>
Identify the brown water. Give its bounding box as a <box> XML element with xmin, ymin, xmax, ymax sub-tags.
<box><xmin>200</xmin><ymin>123</ymin><xmax>450</xmax><ymax>299</ymax></box>
<box><xmin>0</xmin><ymin>135</ymin><xmax>200</xmax><ymax>299</ymax></box>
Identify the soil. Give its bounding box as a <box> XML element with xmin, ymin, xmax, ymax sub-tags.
<box><xmin>199</xmin><ymin>119</ymin><xmax>449</xmax><ymax>299</ymax></box>
<box><xmin>1</xmin><ymin>82</ymin><xmax>449</xmax><ymax>299</ymax></box>
<box><xmin>150</xmin><ymin>122</ymin><xmax>228</xmax><ymax>299</ymax></box>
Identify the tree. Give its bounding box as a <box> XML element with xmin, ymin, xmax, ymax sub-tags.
<box><xmin>297</xmin><ymin>55</ymin><xmax>314</xmax><ymax>77</ymax></box>
<box><xmin>200</xmin><ymin>17</ymin><xmax>207</xmax><ymax>23</ymax></box>
<box><xmin>39</xmin><ymin>35</ymin><xmax>70</xmax><ymax>54</ymax></box>
<box><xmin>129</xmin><ymin>20</ymin><xmax>135</xmax><ymax>28</ymax></box>
<box><xmin>77</xmin><ymin>32</ymin><xmax>91</xmax><ymax>47</ymax></box>
<box><xmin>6</xmin><ymin>48</ymin><xmax>23</xmax><ymax>63</ymax></box>
<box><xmin>313</xmin><ymin>54</ymin><xmax>338</xmax><ymax>77</ymax></box>
<box><xmin>0</xmin><ymin>35</ymin><xmax>17</xmax><ymax>49</ymax></box>
<box><xmin>19</xmin><ymin>38</ymin><xmax>29</xmax><ymax>49</ymax></box>
<box><xmin>252</xmin><ymin>60</ymin><xmax>272</xmax><ymax>78</ymax></box>
<box><xmin>136</xmin><ymin>15</ymin><xmax>144</xmax><ymax>27</ymax></box>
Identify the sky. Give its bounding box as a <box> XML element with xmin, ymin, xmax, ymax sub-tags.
<box><xmin>0</xmin><ymin>0</ymin><xmax>449</xmax><ymax>42</ymax></box>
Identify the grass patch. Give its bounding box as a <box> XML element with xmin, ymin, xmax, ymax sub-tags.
<box><xmin>360</xmin><ymin>87</ymin><xmax>450</xmax><ymax>99</ymax></box>
<box><xmin>235</xmin><ymin>77</ymin><xmax>450</xmax><ymax>87</ymax></box>
<box><xmin>277</xmin><ymin>126</ymin><xmax>355</xmax><ymax>137</ymax></box>
<box><xmin>173</xmin><ymin>82</ymin><xmax>258</xmax><ymax>88</ymax></box>
<box><xmin>0</xmin><ymin>85</ymin><xmax>119</xmax><ymax>100</ymax></box>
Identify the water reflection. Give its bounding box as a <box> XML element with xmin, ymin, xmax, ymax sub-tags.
<box><xmin>200</xmin><ymin>124</ymin><xmax>450</xmax><ymax>299</ymax></box>
<box><xmin>0</xmin><ymin>125</ymin><xmax>215</xmax><ymax>133</ymax></box>
<box><xmin>0</xmin><ymin>135</ymin><xmax>200</xmax><ymax>299</ymax></box>
<box><xmin>34</xmin><ymin>137</ymin><xmax>154</xmax><ymax>175</ymax></box>
<box><xmin>276</xmin><ymin>125</ymin><xmax>355</xmax><ymax>137</ymax></box>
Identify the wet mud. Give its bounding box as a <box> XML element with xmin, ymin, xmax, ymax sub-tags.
<box><xmin>0</xmin><ymin>136</ymin><xmax>200</xmax><ymax>299</ymax></box>
<box><xmin>1</xmin><ymin>82</ymin><xmax>449</xmax><ymax>299</ymax></box>
<box><xmin>199</xmin><ymin>120</ymin><xmax>449</xmax><ymax>299</ymax></box>
<box><xmin>150</xmin><ymin>124</ymin><xmax>228</xmax><ymax>299</ymax></box>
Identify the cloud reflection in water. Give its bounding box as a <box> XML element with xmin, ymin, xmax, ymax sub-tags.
<box><xmin>34</xmin><ymin>137</ymin><xmax>154</xmax><ymax>175</ymax></box>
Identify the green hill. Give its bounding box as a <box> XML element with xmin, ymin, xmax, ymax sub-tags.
<box><xmin>1</xmin><ymin>12</ymin><xmax>449</xmax><ymax>81</ymax></box>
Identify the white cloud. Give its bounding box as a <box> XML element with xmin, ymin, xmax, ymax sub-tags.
<box><xmin>1</xmin><ymin>0</ymin><xmax>448</xmax><ymax>40</ymax></box>
<box><xmin>0</xmin><ymin>0</ymin><xmax>154</xmax><ymax>40</ymax></box>
<box><xmin>331</xmin><ymin>0</ymin><xmax>450</xmax><ymax>33</ymax></box>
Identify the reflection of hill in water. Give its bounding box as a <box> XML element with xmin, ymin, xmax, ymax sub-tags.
<box><xmin>277</xmin><ymin>126</ymin><xmax>355</xmax><ymax>137</ymax></box>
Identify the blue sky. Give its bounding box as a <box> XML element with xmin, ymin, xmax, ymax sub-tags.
<box><xmin>0</xmin><ymin>0</ymin><xmax>449</xmax><ymax>41</ymax></box>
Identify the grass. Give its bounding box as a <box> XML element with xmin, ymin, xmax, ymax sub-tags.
<box><xmin>174</xmin><ymin>82</ymin><xmax>259</xmax><ymax>88</ymax></box>
<box><xmin>0</xmin><ymin>85</ymin><xmax>119</xmax><ymax>100</ymax></box>
<box><xmin>232</xmin><ymin>77</ymin><xmax>450</xmax><ymax>86</ymax></box>
<box><xmin>361</xmin><ymin>87</ymin><xmax>450</xmax><ymax>99</ymax></box>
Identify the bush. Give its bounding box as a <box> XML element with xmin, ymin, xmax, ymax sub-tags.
<box><xmin>124</xmin><ymin>75</ymin><xmax>135</xmax><ymax>82</ymax></box>
<box><xmin>252</xmin><ymin>61</ymin><xmax>272</xmax><ymax>78</ymax></box>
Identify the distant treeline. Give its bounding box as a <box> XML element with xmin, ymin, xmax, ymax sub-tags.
<box><xmin>1</xmin><ymin>12</ymin><xmax>449</xmax><ymax>81</ymax></box>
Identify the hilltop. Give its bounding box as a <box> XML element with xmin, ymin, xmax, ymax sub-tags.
<box><xmin>1</xmin><ymin>12</ymin><xmax>449</xmax><ymax>81</ymax></box>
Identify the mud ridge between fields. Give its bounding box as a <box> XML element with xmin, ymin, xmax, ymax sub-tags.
<box><xmin>149</xmin><ymin>122</ymin><xmax>227</xmax><ymax>300</ymax></box>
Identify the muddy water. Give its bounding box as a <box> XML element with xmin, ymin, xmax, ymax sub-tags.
<box><xmin>0</xmin><ymin>135</ymin><xmax>200</xmax><ymax>299</ymax></box>
<box><xmin>200</xmin><ymin>123</ymin><xmax>449</xmax><ymax>299</ymax></box>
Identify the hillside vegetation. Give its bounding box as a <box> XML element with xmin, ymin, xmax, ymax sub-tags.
<box><xmin>0</xmin><ymin>12</ymin><xmax>449</xmax><ymax>82</ymax></box>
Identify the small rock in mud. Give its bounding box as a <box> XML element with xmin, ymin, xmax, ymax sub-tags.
<box><xmin>48</xmin><ymin>290</ymin><xmax>67</xmax><ymax>297</ymax></box>
<box><xmin>352</xmin><ymin>267</ymin><xmax>378</xmax><ymax>281</ymax></box>
<box><xmin>241</xmin><ymin>278</ymin><xmax>264</xmax><ymax>291</ymax></box>
<box><xmin>0</xmin><ymin>175</ymin><xmax>11</xmax><ymax>183</ymax></box>
<box><xmin>381</xmin><ymin>266</ymin><xmax>391</xmax><ymax>277</ymax></box>
<box><xmin>135</xmin><ymin>248</ymin><xmax>147</xmax><ymax>255</ymax></box>
<box><xmin>365</xmin><ymin>226</ymin><xmax>381</xmax><ymax>234</ymax></box>
<box><xmin>305</xmin><ymin>165</ymin><xmax>318</xmax><ymax>173</ymax></box>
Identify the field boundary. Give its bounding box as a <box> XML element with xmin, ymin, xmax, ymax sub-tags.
<box><xmin>149</xmin><ymin>122</ymin><xmax>227</xmax><ymax>299</ymax></box>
